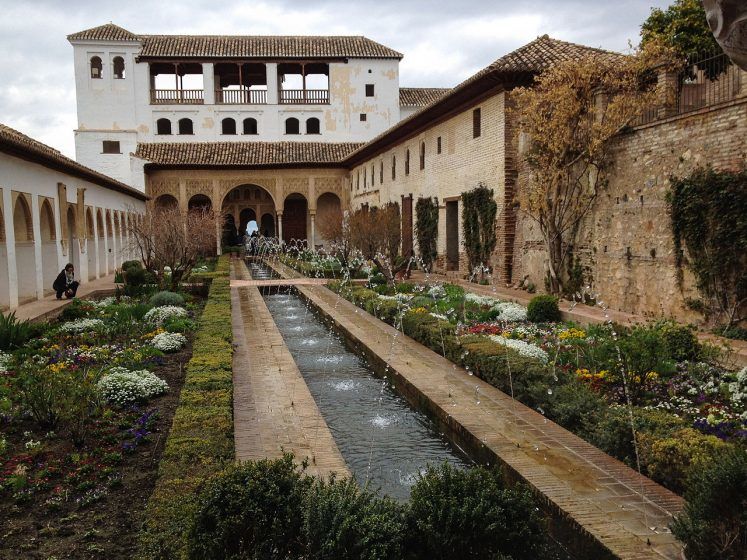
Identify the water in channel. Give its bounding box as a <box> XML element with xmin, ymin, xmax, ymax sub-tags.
<box><xmin>248</xmin><ymin>262</ymin><xmax>470</xmax><ymax>500</ymax></box>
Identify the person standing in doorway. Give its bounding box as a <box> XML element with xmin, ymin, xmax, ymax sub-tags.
<box><xmin>53</xmin><ymin>263</ymin><xmax>79</xmax><ymax>300</ymax></box>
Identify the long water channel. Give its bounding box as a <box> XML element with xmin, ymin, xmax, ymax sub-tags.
<box><xmin>248</xmin><ymin>262</ymin><xmax>470</xmax><ymax>500</ymax></box>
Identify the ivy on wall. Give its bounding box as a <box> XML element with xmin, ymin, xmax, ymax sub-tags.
<box><xmin>461</xmin><ymin>184</ymin><xmax>497</xmax><ymax>281</ymax></box>
<box><xmin>415</xmin><ymin>197</ymin><xmax>438</xmax><ymax>271</ymax></box>
<box><xmin>669</xmin><ymin>167</ymin><xmax>747</xmax><ymax>327</ymax></box>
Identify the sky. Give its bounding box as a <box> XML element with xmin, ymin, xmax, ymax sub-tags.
<box><xmin>0</xmin><ymin>0</ymin><xmax>672</xmax><ymax>158</ymax></box>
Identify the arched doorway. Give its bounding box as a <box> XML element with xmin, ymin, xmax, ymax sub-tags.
<box><xmin>221</xmin><ymin>184</ymin><xmax>276</xmax><ymax>245</ymax></box>
<box><xmin>67</xmin><ymin>206</ymin><xmax>80</xmax><ymax>274</ymax></box>
<box><xmin>86</xmin><ymin>208</ymin><xmax>96</xmax><ymax>280</ymax></box>
<box><xmin>0</xmin><ymin>207</ymin><xmax>8</xmax><ymax>309</ymax></box>
<box><xmin>283</xmin><ymin>193</ymin><xmax>307</xmax><ymax>244</ymax></box>
<box><xmin>13</xmin><ymin>196</ymin><xmax>35</xmax><ymax>302</ymax></box>
<box><xmin>155</xmin><ymin>194</ymin><xmax>179</xmax><ymax>210</ymax></box>
<box><xmin>260</xmin><ymin>213</ymin><xmax>275</xmax><ymax>237</ymax></box>
<box><xmin>96</xmin><ymin>209</ymin><xmax>107</xmax><ymax>275</ymax></box>
<box><xmin>316</xmin><ymin>192</ymin><xmax>342</xmax><ymax>246</ymax></box>
<box><xmin>188</xmin><ymin>194</ymin><xmax>212</xmax><ymax>212</ymax></box>
<box><xmin>222</xmin><ymin>214</ymin><xmax>238</xmax><ymax>247</ymax></box>
<box><xmin>39</xmin><ymin>200</ymin><xmax>57</xmax><ymax>295</ymax></box>
<box><xmin>105</xmin><ymin>210</ymin><xmax>114</xmax><ymax>273</ymax></box>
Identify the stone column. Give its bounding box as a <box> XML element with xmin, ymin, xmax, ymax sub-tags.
<box><xmin>309</xmin><ymin>210</ymin><xmax>316</xmax><ymax>249</ymax></box>
<box><xmin>266</xmin><ymin>63</ymin><xmax>279</xmax><ymax>105</ymax></box>
<box><xmin>277</xmin><ymin>211</ymin><xmax>284</xmax><ymax>244</ymax></box>
<box><xmin>657</xmin><ymin>68</ymin><xmax>679</xmax><ymax>119</ymax></box>
<box><xmin>2</xmin><ymin>188</ymin><xmax>19</xmax><ymax>309</ymax></box>
<box><xmin>203</xmin><ymin>62</ymin><xmax>215</xmax><ymax>105</ymax></box>
<box><xmin>93</xmin><ymin>207</ymin><xmax>100</xmax><ymax>279</ymax></box>
<box><xmin>31</xmin><ymin>194</ymin><xmax>44</xmax><ymax>300</ymax></box>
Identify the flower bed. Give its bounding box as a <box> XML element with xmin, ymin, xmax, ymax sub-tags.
<box><xmin>0</xmin><ymin>280</ymin><xmax>201</xmax><ymax>558</ymax></box>
<box><xmin>329</xmin><ymin>280</ymin><xmax>746</xmax><ymax>498</ymax></box>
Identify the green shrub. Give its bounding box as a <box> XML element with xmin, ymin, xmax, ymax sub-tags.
<box><xmin>124</xmin><ymin>266</ymin><xmax>148</xmax><ymax>287</ymax></box>
<box><xmin>304</xmin><ymin>477</ymin><xmax>406</xmax><ymax>560</ymax></box>
<box><xmin>394</xmin><ymin>282</ymin><xmax>415</xmax><ymax>294</ymax></box>
<box><xmin>407</xmin><ymin>463</ymin><xmax>548</xmax><ymax>560</ymax></box>
<box><xmin>60</xmin><ymin>298</ymin><xmax>96</xmax><ymax>321</ymax></box>
<box><xmin>444</xmin><ymin>284</ymin><xmax>465</xmax><ymax>300</ymax></box>
<box><xmin>409</xmin><ymin>295</ymin><xmax>434</xmax><ymax>309</ymax></box>
<box><xmin>187</xmin><ymin>455</ymin><xmax>310</xmax><ymax>560</ymax></box>
<box><xmin>672</xmin><ymin>448</ymin><xmax>747</xmax><ymax>560</ymax></box>
<box><xmin>0</xmin><ymin>312</ymin><xmax>37</xmax><ymax>352</ymax></box>
<box><xmin>526</xmin><ymin>295</ymin><xmax>561</xmax><ymax>323</ymax></box>
<box><xmin>164</xmin><ymin>316</ymin><xmax>197</xmax><ymax>333</ymax></box>
<box><xmin>542</xmin><ymin>380</ymin><xmax>606</xmax><ymax>434</ymax></box>
<box><xmin>122</xmin><ymin>260</ymin><xmax>142</xmax><ymax>271</ymax></box>
<box><xmin>150</xmin><ymin>290</ymin><xmax>186</xmax><ymax>308</ymax></box>
<box><xmin>657</xmin><ymin>321</ymin><xmax>701</xmax><ymax>362</ymax></box>
<box><xmin>639</xmin><ymin>428</ymin><xmax>729</xmax><ymax>494</ymax></box>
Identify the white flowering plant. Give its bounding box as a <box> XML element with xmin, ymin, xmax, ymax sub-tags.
<box><xmin>58</xmin><ymin>318</ymin><xmax>106</xmax><ymax>334</ymax></box>
<box><xmin>144</xmin><ymin>305</ymin><xmax>188</xmax><ymax>325</ymax></box>
<box><xmin>488</xmin><ymin>334</ymin><xmax>550</xmax><ymax>363</ymax></box>
<box><xmin>151</xmin><ymin>332</ymin><xmax>187</xmax><ymax>352</ymax></box>
<box><xmin>91</xmin><ymin>297</ymin><xmax>116</xmax><ymax>309</ymax></box>
<box><xmin>492</xmin><ymin>302</ymin><xmax>528</xmax><ymax>322</ymax></box>
<box><xmin>97</xmin><ymin>367</ymin><xmax>168</xmax><ymax>406</ymax></box>
<box><xmin>0</xmin><ymin>351</ymin><xmax>11</xmax><ymax>373</ymax></box>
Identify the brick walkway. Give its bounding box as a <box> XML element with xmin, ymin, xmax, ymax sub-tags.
<box><xmin>230</xmin><ymin>262</ymin><xmax>349</xmax><ymax>478</ymax></box>
<box><xmin>3</xmin><ymin>274</ymin><xmax>118</xmax><ymax>322</ymax></box>
<box><xmin>267</xmin><ymin>259</ymin><xmax>684</xmax><ymax>560</ymax></box>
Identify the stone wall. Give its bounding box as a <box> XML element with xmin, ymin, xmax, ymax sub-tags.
<box><xmin>512</xmin><ymin>97</ymin><xmax>747</xmax><ymax>321</ymax></box>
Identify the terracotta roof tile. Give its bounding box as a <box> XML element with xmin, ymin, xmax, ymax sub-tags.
<box><xmin>399</xmin><ymin>87</ymin><xmax>451</xmax><ymax>107</ymax></box>
<box><xmin>135</xmin><ymin>141</ymin><xmax>364</xmax><ymax>167</ymax></box>
<box><xmin>0</xmin><ymin>123</ymin><xmax>146</xmax><ymax>200</ymax></box>
<box><xmin>67</xmin><ymin>23</ymin><xmax>139</xmax><ymax>42</ymax></box>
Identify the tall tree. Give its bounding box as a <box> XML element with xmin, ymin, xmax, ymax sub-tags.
<box><xmin>641</xmin><ymin>0</ymin><xmax>719</xmax><ymax>55</ymax></box>
<box><xmin>512</xmin><ymin>42</ymin><xmax>677</xmax><ymax>294</ymax></box>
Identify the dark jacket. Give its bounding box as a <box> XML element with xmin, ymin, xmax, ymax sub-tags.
<box><xmin>53</xmin><ymin>270</ymin><xmax>74</xmax><ymax>292</ymax></box>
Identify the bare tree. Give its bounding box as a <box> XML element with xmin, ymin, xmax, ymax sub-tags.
<box><xmin>349</xmin><ymin>203</ymin><xmax>404</xmax><ymax>285</ymax></box>
<box><xmin>127</xmin><ymin>205</ymin><xmax>219</xmax><ymax>290</ymax></box>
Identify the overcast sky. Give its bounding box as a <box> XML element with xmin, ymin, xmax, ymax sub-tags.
<box><xmin>0</xmin><ymin>0</ymin><xmax>671</xmax><ymax>158</ymax></box>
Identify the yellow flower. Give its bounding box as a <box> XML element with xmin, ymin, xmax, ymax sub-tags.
<box><xmin>411</xmin><ymin>307</ymin><xmax>428</xmax><ymax>314</ymax></box>
<box><xmin>559</xmin><ymin>328</ymin><xmax>586</xmax><ymax>341</ymax></box>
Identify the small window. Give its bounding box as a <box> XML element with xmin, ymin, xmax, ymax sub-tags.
<box><xmin>360</xmin><ymin>113</ymin><xmax>367</xmax><ymax>122</ymax></box>
<box><xmin>405</xmin><ymin>149</ymin><xmax>410</xmax><ymax>176</ymax></box>
<box><xmin>102</xmin><ymin>140</ymin><xmax>120</xmax><ymax>154</ymax></box>
<box><xmin>364</xmin><ymin>168</ymin><xmax>367</xmax><ymax>189</ymax></box>
<box><xmin>243</xmin><ymin>118</ymin><xmax>258</xmax><ymax>135</ymax></box>
<box><xmin>178</xmin><ymin>118</ymin><xmax>194</xmax><ymax>135</ymax></box>
<box><xmin>222</xmin><ymin>118</ymin><xmax>237</xmax><ymax>135</ymax></box>
<box><xmin>156</xmin><ymin>118</ymin><xmax>172</xmax><ymax>135</ymax></box>
<box><xmin>379</xmin><ymin>161</ymin><xmax>383</xmax><ymax>184</ymax></box>
<box><xmin>113</xmin><ymin>56</ymin><xmax>125</xmax><ymax>79</ymax></box>
<box><xmin>365</xmin><ymin>84</ymin><xmax>375</xmax><ymax>97</ymax></box>
<box><xmin>437</xmin><ymin>136</ymin><xmax>442</xmax><ymax>154</ymax></box>
<box><xmin>90</xmin><ymin>56</ymin><xmax>103</xmax><ymax>79</ymax></box>
<box><xmin>391</xmin><ymin>155</ymin><xmax>396</xmax><ymax>180</ymax></box>
<box><xmin>356</xmin><ymin>171</ymin><xmax>360</xmax><ymax>190</ymax></box>
<box><xmin>473</xmin><ymin>107</ymin><xmax>481</xmax><ymax>138</ymax></box>
<box><xmin>306</xmin><ymin>117</ymin><xmax>320</xmax><ymax>135</ymax></box>
<box><xmin>371</xmin><ymin>164</ymin><xmax>375</xmax><ymax>186</ymax></box>
<box><xmin>285</xmin><ymin>117</ymin><xmax>300</xmax><ymax>135</ymax></box>
<box><xmin>419</xmin><ymin>142</ymin><xmax>425</xmax><ymax>170</ymax></box>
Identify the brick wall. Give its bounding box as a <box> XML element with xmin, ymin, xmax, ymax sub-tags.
<box><xmin>513</xmin><ymin>97</ymin><xmax>747</xmax><ymax>321</ymax></box>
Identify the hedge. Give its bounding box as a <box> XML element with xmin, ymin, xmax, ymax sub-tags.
<box><xmin>138</xmin><ymin>256</ymin><xmax>234</xmax><ymax>559</ymax></box>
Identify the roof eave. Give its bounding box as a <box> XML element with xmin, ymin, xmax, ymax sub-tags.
<box><xmin>143</xmin><ymin>161</ymin><xmax>349</xmax><ymax>171</ymax></box>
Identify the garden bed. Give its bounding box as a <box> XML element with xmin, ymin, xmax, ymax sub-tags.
<box><xmin>1</xmin><ymin>289</ymin><xmax>205</xmax><ymax>559</ymax></box>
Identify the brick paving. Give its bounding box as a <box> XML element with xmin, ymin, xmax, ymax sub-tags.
<box><xmin>230</xmin><ymin>261</ymin><xmax>349</xmax><ymax>478</ymax></box>
<box><xmin>266</xmin><ymin>259</ymin><xmax>685</xmax><ymax>560</ymax></box>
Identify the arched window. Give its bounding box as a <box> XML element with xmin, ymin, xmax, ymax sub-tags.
<box><xmin>419</xmin><ymin>141</ymin><xmax>425</xmax><ymax>170</ymax></box>
<box><xmin>90</xmin><ymin>56</ymin><xmax>103</xmax><ymax>79</ymax></box>
<box><xmin>156</xmin><ymin>118</ymin><xmax>172</xmax><ymax>135</ymax></box>
<box><xmin>243</xmin><ymin>118</ymin><xmax>258</xmax><ymax>135</ymax></box>
<box><xmin>178</xmin><ymin>118</ymin><xmax>194</xmax><ymax>135</ymax></box>
<box><xmin>113</xmin><ymin>56</ymin><xmax>125</xmax><ymax>79</ymax></box>
<box><xmin>306</xmin><ymin>117</ymin><xmax>320</xmax><ymax>135</ymax></box>
<box><xmin>405</xmin><ymin>149</ymin><xmax>410</xmax><ymax>176</ymax></box>
<box><xmin>222</xmin><ymin>118</ymin><xmax>236</xmax><ymax>135</ymax></box>
<box><xmin>285</xmin><ymin>117</ymin><xmax>300</xmax><ymax>135</ymax></box>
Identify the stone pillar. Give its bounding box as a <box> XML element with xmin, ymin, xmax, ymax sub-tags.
<box><xmin>277</xmin><ymin>211</ymin><xmax>283</xmax><ymax>244</ymax></box>
<box><xmin>657</xmin><ymin>68</ymin><xmax>679</xmax><ymax>119</ymax></box>
<box><xmin>93</xmin><ymin>207</ymin><xmax>100</xmax><ymax>279</ymax></box>
<box><xmin>203</xmin><ymin>62</ymin><xmax>215</xmax><ymax>105</ymax></box>
<box><xmin>309</xmin><ymin>211</ymin><xmax>316</xmax><ymax>249</ymax></box>
<box><xmin>31</xmin><ymin>195</ymin><xmax>44</xmax><ymax>300</ymax></box>
<box><xmin>103</xmin><ymin>210</ymin><xmax>110</xmax><ymax>276</ymax></box>
<box><xmin>739</xmin><ymin>67</ymin><xmax>747</xmax><ymax>98</ymax></box>
<box><xmin>57</xmin><ymin>182</ymin><xmax>68</xmax><ymax>259</ymax></box>
<box><xmin>76</xmin><ymin>189</ymin><xmax>89</xmax><ymax>284</ymax></box>
<box><xmin>2</xmin><ymin>188</ymin><xmax>18</xmax><ymax>309</ymax></box>
<box><xmin>266</xmin><ymin>63</ymin><xmax>279</xmax><ymax>105</ymax></box>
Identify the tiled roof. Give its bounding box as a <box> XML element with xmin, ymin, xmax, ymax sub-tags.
<box><xmin>0</xmin><ymin>124</ymin><xmax>146</xmax><ymax>200</ymax></box>
<box><xmin>68</xmin><ymin>24</ymin><xmax>403</xmax><ymax>59</ymax></box>
<box><xmin>135</xmin><ymin>142</ymin><xmax>364</xmax><ymax>167</ymax></box>
<box><xmin>138</xmin><ymin>35</ymin><xmax>402</xmax><ymax>60</ymax></box>
<box><xmin>346</xmin><ymin>35</ymin><xmax>623</xmax><ymax>164</ymax></box>
<box><xmin>399</xmin><ymin>88</ymin><xmax>451</xmax><ymax>107</ymax></box>
<box><xmin>67</xmin><ymin>23</ymin><xmax>139</xmax><ymax>42</ymax></box>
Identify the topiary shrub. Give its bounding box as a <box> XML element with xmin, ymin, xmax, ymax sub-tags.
<box><xmin>526</xmin><ymin>295</ymin><xmax>561</xmax><ymax>323</ymax></box>
<box><xmin>150</xmin><ymin>290</ymin><xmax>186</xmax><ymax>308</ymax></box>
<box><xmin>122</xmin><ymin>260</ymin><xmax>142</xmax><ymax>271</ymax></box>
<box><xmin>657</xmin><ymin>321</ymin><xmax>701</xmax><ymax>362</ymax></box>
<box><xmin>407</xmin><ymin>463</ymin><xmax>548</xmax><ymax>560</ymax></box>
<box><xmin>672</xmin><ymin>447</ymin><xmax>747</xmax><ymax>560</ymax></box>
<box><xmin>303</xmin><ymin>477</ymin><xmax>406</xmax><ymax>560</ymax></box>
<box><xmin>187</xmin><ymin>454</ymin><xmax>311</xmax><ymax>560</ymax></box>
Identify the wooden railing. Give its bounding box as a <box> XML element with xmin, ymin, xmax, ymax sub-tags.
<box><xmin>216</xmin><ymin>89</ymin><xmax>267</xmax><ymax>104</ymax></box>
<box><xmin>279</xmin><ymin>89</ymin><xmax>329</xmax><ymax>104</ymax></box>
<box><xmin>150</xmin><ymin>89</ymin><xmax>204</xmax><ymax>104</ymax></box>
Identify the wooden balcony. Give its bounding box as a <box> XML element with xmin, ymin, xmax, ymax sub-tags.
<box><xmin>150</xmin><ymin>89</ymin><xmax>204</xmax><ymax>104</ymax></box>
<box><xmin>279</xmin><ymin>89</ymin><xmax>329</xmax><ymax>104</ymax></box>
<box><xmin>216</xmin><ymin>89</ymin><xmax>267</xmax><ymax>104</ymax></box>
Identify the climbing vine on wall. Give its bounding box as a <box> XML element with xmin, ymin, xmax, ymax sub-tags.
<box><xmin>461</xmin><ymin>184</ymin><xmax>497</xmax><ymax>281</ymax></box>
<box><xmin>415</xmin><ymin>197</ymin><xmax>438</xmax><ymax>271</ymax></box>
<box><xmin>669</xmin><ymin>167</ymin><xmax>747</xmax><ymax>327</ymax></box>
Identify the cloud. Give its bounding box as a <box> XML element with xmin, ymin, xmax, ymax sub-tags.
<box><xmin>0</xmin><ymin>0</ymin><xmax>671</xmax><ymax>158</ymax></box>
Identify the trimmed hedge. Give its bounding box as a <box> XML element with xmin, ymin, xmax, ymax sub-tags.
<box><xmin>138</xmin><ymin>256</ymin><xmax>233</xmax><ymax>560</ymax></box>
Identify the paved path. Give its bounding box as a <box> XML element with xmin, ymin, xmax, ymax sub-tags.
<box><xmin>3</xmin><ymin>274</ymin><xmax>118</xmax><ymax>322</ymax></box>
<box><xmin>267</xmin><ymin>259</ymin><xmax>685</xmax><ymax>560</ymax></box>
<box><xmin>230</xmin><ymin>262</ymin><xmax>349</xmax><ymax>478</ymax></box>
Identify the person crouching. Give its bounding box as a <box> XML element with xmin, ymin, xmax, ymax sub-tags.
<box><xmin>53</xmin><ymin>263</ymin><xmax>79</xmax><ymax>300</ymax></box>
